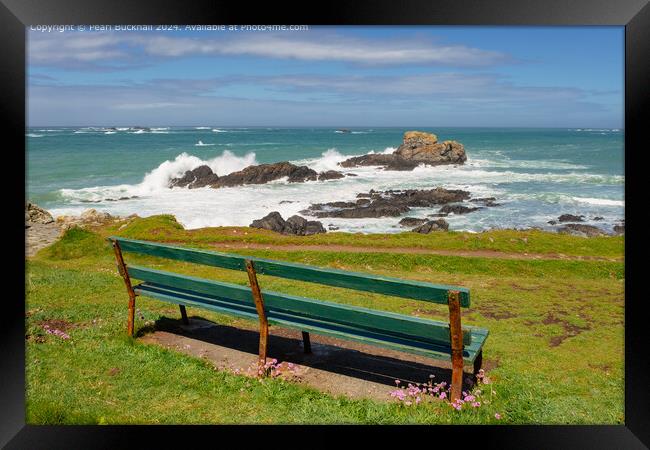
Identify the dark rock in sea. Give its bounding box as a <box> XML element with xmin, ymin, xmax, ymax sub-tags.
<box><xmin>356</xmin><ymin>192</ymin><xmax>372</xmax><ymax>198</ymax></box>
<box><xmin>249</xmin><ymin>211</ymin><xmax>325</xmax><ymax>236</ymax></box>
<box><xmin>592</xmin><ymin>216</ymin><xmax>604</xmax><ymax>221</ymax></box>
<box><xmin>398</xmin><ymin>217</ymin><xmax>428</xmax><ymax>227</ymax></box>
<box><xmin>318</xmin><ymin>170</ymin><xmax>345</xmax><ymax>181</ymax></box>
<box><xmin>339</xmin><ymin>154</ymin><xmax>420</xmax><ymax>171</ymax></box>
<box><xmin>470</xmin><ymin>197</ymin><xmax>501</xmax><ymax>207</ymax></box>
<box><xmin>279</xmin><ymin>200</ymin><xmax>296</xmax><ymax>204</ymax></box>
<box><xmin>170</xmin><ymin>165</ymin><xmax>220</xmax><ymax>188</ymax></box>
<box><xmin>428</xmin><ymin>213</ymin><xmax>449</xmax><ymax>217</ymax></box>
<box><xmin>340</xmin><ymin>131</ymin><xmax>467</xmax><ymax>171</ymax></box>
<box><xmin>439</xmin><ymin>204</ymin><xmax>482</xmax><ymax>215</ymax></box>
<box><xmin>170</xmin><ymin>162</ymin><xmax>338</xmax><ymax>189</ymax></box>
<box><xmin>347</xmin><ymin>173</ymin><xmax>358</xmax><ymax>177</ymax></box>
<box><xmin>412</xmin><ymin>219</ymin><xmax>449</xmax><ymax>234</ymax></box>
<box><xmin>328</xmin><ymin>226</ymin><xmax>340</xmax><ymax>231</ymax></box>
<box><xmin>557</xmin><ymin>223</ymin><xmax>607</xmax><ymax>237</ymax></box>
<box><xmin>548</xmin><ymin>220</ymin><xmax>557</xmax><ymax>225</ymax></box>
<box><xmin>306</xmin><ymin>187</ymin><xmax>471</xmax><ymax>219</ymax></box>
<box><xmin>613</xmin><ymin>224</ymin><xmax>624</xmax><ymax>235</ymax></box>
<box><xmin>558</xmin><ymin>214</ymin><xmax>585</xmax><ymax>223</ymax></box>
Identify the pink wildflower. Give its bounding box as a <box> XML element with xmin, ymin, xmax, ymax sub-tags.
<box><xmin>439</xmin><ymin>392</ymin><xmax>447</xmax><ymax>400</ymax></box>
<box><xmin>495</xmin><ymin>413</ymin><xmax>502</xmax><ymax>420</ymax></box>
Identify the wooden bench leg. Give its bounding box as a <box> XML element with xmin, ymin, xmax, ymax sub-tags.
<box><xmin>179</xmin><ymin>305</ymin><xmax>189</xmax><ymax>325</ymax></box>
<box><xmin>448</xmin><ymin>290</ymin><xmax>464</xmax><ymax>402</ymax></box>
<box><xmin>473</xmin><ymin>350</ymin><xmax>483</xmax><ymax>375</ymax></box>
<box><xmin>302</xmin><ymin>331</ymin><xmax>312</xmax><ymax>354</ymax></box>
<box><xmin>111</xmin><ymin>240</ymin><xmax>137</xmax><ymax>337</ymax></box>
<box><xmin>245</xmin><ymin>260</ymin><xmax>269</xmax><ymax>374</ymax></box>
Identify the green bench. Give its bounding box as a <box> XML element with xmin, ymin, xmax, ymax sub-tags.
<box><xmin>108</xmin><ymin>236</ymin><xmax>489</xmax><ymax>400</ymax></box>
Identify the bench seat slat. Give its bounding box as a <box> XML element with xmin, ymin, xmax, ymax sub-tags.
<box><xmin>128</xmin><ymin>265</ymin><xmax>474</xmax><ymax>347</ymax></box>
<box><xmin>112</xmin><ymin>237</ymin><xmax>470</xmax><ymax>307</ymax></box>
<box><xmin>134</xmin><ymin>282</ymin><xmax>487</xmax><ymax>364</ymax></box>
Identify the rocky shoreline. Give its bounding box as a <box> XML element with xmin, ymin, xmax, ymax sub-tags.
<box><xmin>168</xmin><ymin>130</ymin><xmax>468</xmax><ymax>190</ymax></box>
<box><xmin>26</xmin><ymin>129</ymin><xmax>624</xmax><ymax>241</ymax></box>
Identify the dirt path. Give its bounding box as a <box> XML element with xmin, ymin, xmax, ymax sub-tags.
<box><xmin>25</xmin><ymin>223</ymin><xmax>63</xmax><ymax>257</ymax></box>
<box><xmin>207</xmin><ymin>241</ymin><xmax>620</xmax><ymax>262</ymax></box>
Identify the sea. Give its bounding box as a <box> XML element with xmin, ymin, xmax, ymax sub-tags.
<box><xmin>26</xmin><ymin>127</ymin><xmax>624</xmax><ymax>234</ymax></box>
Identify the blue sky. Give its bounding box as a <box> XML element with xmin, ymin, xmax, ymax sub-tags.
<box><xmin>27</xmin><ymin>26</ymin><xmax>624</xmax><ymax>127</ymax></box>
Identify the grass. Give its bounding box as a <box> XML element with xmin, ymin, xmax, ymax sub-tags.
<box><xmin>25</xmin><ymin>218</ymin><xmax>624</xmax><ymax>424</ymax></box>
<box><xmin>101</xmin><ymin>214</ymin><xmax>624</xmax><ymax>259</ymax></box>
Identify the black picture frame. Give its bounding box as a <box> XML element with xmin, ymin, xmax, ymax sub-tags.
<box><xmin>4</xmin><ymin>0</ymin><xmax>648</xmax><ymax>447</ymax></box>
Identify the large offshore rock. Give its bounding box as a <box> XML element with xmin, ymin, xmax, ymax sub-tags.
<box><xmin>340</xmin><ymin>130</ymin><xmax>467</xmax><ymax>170</ymax></box>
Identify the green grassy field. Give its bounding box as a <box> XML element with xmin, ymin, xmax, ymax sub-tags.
<box><xmin>25</xmin><ymin>216</ymin><xmax>624</xmax><ymax>424</ymax></box>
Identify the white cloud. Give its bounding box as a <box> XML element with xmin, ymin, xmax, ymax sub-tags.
<box><xmin>28</xmin><ymin>30</ymin><xmax>511</xmax><ymax>69</ymax></box>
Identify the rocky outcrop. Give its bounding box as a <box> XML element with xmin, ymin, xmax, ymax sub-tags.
<box><xmin>318</xmin><ymin>170</ymin><xmax>345</xmax><ymax>181</ymax></box>
<box><xmin>438</xmin><ymin>204</ymin><xmax>482</xmax><ymax>215</ymax></box>
<box><xmin>249</xmin><ymin>212</ymin><xmax>325</xmax><ymax>236</ymax></box>
<box><xmin>339</xmin><ymin>154</ymin><xmax>419</xmax><ymax>171</ymax></box>
<box><xmin>398</xmin><ymin>217</ymin><xmax>428</xmax><ymax>227</ymax></box>
<box><xmin>394</xmin><ymin>131</ymin><xmax>466</xmax><ymax>164</ymax></box>
<box><xmin>613</xmin><ymin>223</ymin><xmax>624</xmax><ymax>235</ymax></box>
<box><xmin>470</xmin><ymin>197</ymin><xmax>501</xmax><ymax>207</ymax></box>
<box><xmin>558</xmin><ymin>214</ymin><xmax>585</xmax><ymax>223</ymax></box>
<box><xmin>340</xmin><ymin>131</ymin><xmax>467</xmax><ymax>171</ymax></box>
<box><xmin>56</xmin><ymin>209</ymin><xmax>138</xmax><ymax>231</ymax></box>
<box><xmin>412</xmin><ymin>219</ymin><xmax>449</xmax><ymax>233</ymax></box>
<box><xmin>216</xmin><ymin>162</ymin><xmax>318</xmax><ymax>187</ymax></box>
<box><xmin>170</xmin><ymin>165</ymin><xmax>219</xmax><ymax>188</ymax></box>
<box><xmin>26</xmin><ymin>202</ymin><xmax>54</xmax><ymax>225</ymax></box>
<box><xmin>304</xmin><ymin>188</ymin><xmax>471</xmax><ymax>219</ymax></box>
<box><xmin>169</xmin><ymin>163</ymin><xmax>344</xmax><ymax>189</ymax></box>
<box><xmin>557</xmin><ymin>223</ymin><xmax>607</xmax><ymax>237</ymax></box>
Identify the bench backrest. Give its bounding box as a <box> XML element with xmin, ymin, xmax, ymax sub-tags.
<box><xmin>109</xmin><ymin>236</ymin><xmax>470</xmax><ymax>308</ymax></box>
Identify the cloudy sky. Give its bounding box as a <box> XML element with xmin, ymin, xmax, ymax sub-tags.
<box><xmin>27</xmin><ymin>26</ymin><xmax>623</xmax><ymax>127</ymax></box>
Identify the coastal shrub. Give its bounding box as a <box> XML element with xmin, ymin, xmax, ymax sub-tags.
<box><xmin>41</xmin><ymin>227</ymin><xmax>108</xmax><ymax>260</ymax></box>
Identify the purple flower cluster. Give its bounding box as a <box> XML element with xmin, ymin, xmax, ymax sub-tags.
<box><xmin>389</xmin><ymin>378</ymin><xmax>449</xmax><ymax>406</ymax></box>
<box><xmin>43</xmin><ymin>324</ymin><xmax>70</xmax><ymax>340</ymax></box>
<box><xmin>388</xmin><ymin>370</ymin><xmax>502</xmax><ymax>420</ymax></box>
<box><xmin>244</xmin><ymin>358</ymin><xmax>300</xmax><ymax>378</ymax></box>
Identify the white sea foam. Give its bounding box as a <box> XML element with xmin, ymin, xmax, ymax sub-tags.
<box><xmin>571</xmin><ymin>197</ymin><xmax>624</xmax><ymax>206</ymax></box>
<box><xmin>26</xmin><ymin>133</ymin><xmax>44</xmax><ymax>137</ymax></box>
<box><xmin>52</xmin><ymin>146</ymin><xmax>625</xmax><ymax>233</ymax></box>
<box><xmin>212</xmin><ymin>129</ymin><xmax>228</xmax><ymax>133</ymax></box>
<box><xmin>104</xmin><ymin>131</ymin><xmax>116</xmax><ymax>134</ymax></box>
<box><xmin>59</xmin><ymin>150</ymin><xmax>257</xmax><ymax>204</ymax></box>
<box><xmin>195</xmin><ymin>127</ymin><xmax>211</xmax><ymax>129</ymax></box>
<box><xmin>195</xmin><ymin>140</ymin><xmax>215</xmax><ymax>146</ymax></box>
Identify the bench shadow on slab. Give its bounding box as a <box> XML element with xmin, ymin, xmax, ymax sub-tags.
<box><xmin>139</xmin><ymin>315</ymin><xmax>481</xmax><ymax>397</ymax></box>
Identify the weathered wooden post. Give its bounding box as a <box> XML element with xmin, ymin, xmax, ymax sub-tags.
<box><xmin>447</xmin><ymin>290</ymin><xmax>464</xmax><ymax>402</ymax></box>
<box><xmin>302</xmin><ymin>331</ymin><xmax>312</xmax><ymax>354</ymax></box>
<box><xmin>111</xmin><ymin>239</ymin><xmax>137</xmax><ymax>337</ymax></box>
<box><xmin>179</xmin><ymin>305</ymin><xmax>189</xmax><ymax>325</ymax></box>
<box><xmin>245</xmin><ymin>259</ymin><xmax>269</xmax><ymax>374</ymax></box>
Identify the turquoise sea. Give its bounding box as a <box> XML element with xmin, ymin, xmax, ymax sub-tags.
<box><xmin>26</xmin><ymin>127</ymin><xmax>624</xmax><ymax>233</ymax></box>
